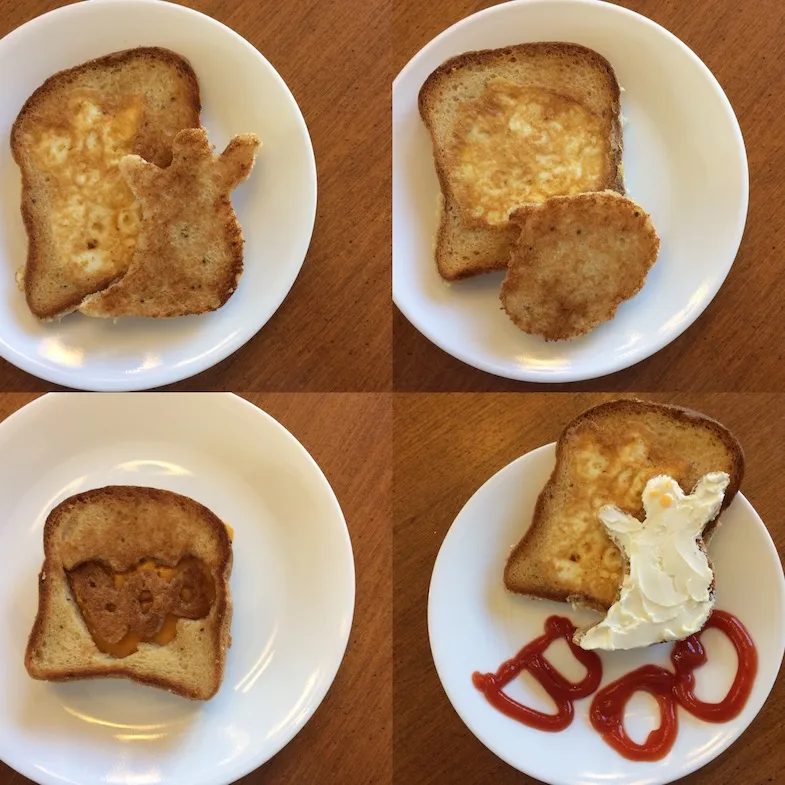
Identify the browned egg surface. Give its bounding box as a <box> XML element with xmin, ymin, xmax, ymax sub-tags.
<box><xmin>445</xmin><ymin>80</ymin><xmax>607</xmax><ymax>226</ymax></box>
<box><xmin>551</xmin><ymin>425</ymin><xmax>691</xmax><ymax>603</ymax></box>
<box><xmin>28</xmin><ymin>89</ymin><xmax>144</xmax><ymax>285</ymax></box>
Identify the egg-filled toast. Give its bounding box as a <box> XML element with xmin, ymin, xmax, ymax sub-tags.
<box><xmin>25</xmin><ymin>486</ymin><xmax>233</xmax><ymax>701</ymax></box>
<box><xmin>11</xmin><ymin>48</ymin><xmax>201</xmax><ymax>320</ymax></box>
<box><xmin>504</xmin><ymin>400</ymin><xmax>744</xmax><ymax>611</ymax></box>
<box><xmin>419</xmin><ymin>42</ymin><xmax>624</xmax><ymax>280</ymax></box>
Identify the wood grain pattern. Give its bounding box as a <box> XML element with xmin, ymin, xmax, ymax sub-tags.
<box><xmin>393</xmin><ymin>0</ymin><xmax>785</xmax><ymax>392</ymax></box>
<box><xmin>0</xmin><ymin>0</ymin><xmax>390</xmax><ymax>392</ymax></box>
<box><xmin>0</xmin><ymin>392</ymin><xmax>391</xmax><ymax>785</ymax></box>
<box><xmin>394</xmin><ymin>392</ymin><xmax>785</xmax><ymax>784</ymax></box>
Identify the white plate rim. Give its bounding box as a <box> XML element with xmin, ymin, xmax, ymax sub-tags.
<box><xmin>0</xmin><ymin>0</ymin><xmax>317</xmax><ymax>391</ymax></box>
<box><xmin>428</xmin><ymin>442</ymin><xmax>785</xmax><ymax>784</ymax></box>
<box><xmin>0</xmin><ymin>392</ymin><xmax>356</xmax><ymax>785</ymax></box>
<box><xmin>392</xmin><ymin>0</ymin><xmax>749</xmax><ymax>383</ymax></box>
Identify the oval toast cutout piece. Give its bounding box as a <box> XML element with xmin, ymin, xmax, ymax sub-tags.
<box><xmin>500</xmin><ymin>191</ymin><xmax>660</xmax><ymax>341</ymax></box>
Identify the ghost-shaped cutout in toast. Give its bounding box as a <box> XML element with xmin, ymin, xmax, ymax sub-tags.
<box><xmin>576</xmin><ymin>472</ymin><xmax>729</xmax><ymax>651</ymax></box>
<box><xmin>80</xmin><ymin>127</ymin><xmax>260</xmax><ymax>318</ymax></box>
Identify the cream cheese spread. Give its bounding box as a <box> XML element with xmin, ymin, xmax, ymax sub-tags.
<box><xmin>578</xmin><ymin>472</ymin><xmax>729</xmax><ymax>651</ymax></box>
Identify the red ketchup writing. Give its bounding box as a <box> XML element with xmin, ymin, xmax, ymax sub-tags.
<box><xmin>590</xmin><ymin>610</ymin><xmax>758</xmax><ymax>760</ymax></box>
<box><xmin>472</xmin><ymin>616</ymin><xmax>603</xmax><ymax>731</ymax></box>
<box><xmin>473</xmin><ymin>610</ymin><xmax>757</xmax><ymax>760</ymax></box>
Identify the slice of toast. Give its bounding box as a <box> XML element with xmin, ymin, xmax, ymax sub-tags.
<box><xmin>11</xmin><ymin>47</ymin><xmax>201</xmax><ymax>320</ymax></box>
<box><xmin>435</xmin><ymin>199</ymin><xmax>518</xmax><ymax>280</ymax></box>
<box><xmin>79</xmin><ymin>128</ymin><xmax>260</xmax><ymax>318</ymax></box>
<box><xmin>25</xmin><ymin>486</ymin><xmax>233</xmax><ymax>701</ymax></box>
<box><xmin>419</xmin><ymin>42</ymin><xmax>624</xmax><ymax>279</ymax></box>
<box><xmin>504</xmin><ymin>400</ymin><xmax>744</xmax><ymax>611</ymax></box>
<box><xmin>499</xmin><ymin>191</ymin><xmax>659</xmax><ymax>340</ymax></box>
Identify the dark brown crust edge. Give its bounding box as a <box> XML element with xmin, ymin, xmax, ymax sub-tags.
<box><xmin>24</xmin><ymin>486</ymin><xmax>232</xmax><ymax>701</ymax></box>
<box><xmin>503</xmin><ymin>399</ymin><xmax>746</xmax><ymax>606</ymax></box>
<box><xmin>11</xmin><ymin>47</ymin><xmax>202</xmax><ymax>321</ymax></box>
<box><xmin>418</xmin><ymin>42</ymin><xmax>625</xmax><ymax>281</ymax></box>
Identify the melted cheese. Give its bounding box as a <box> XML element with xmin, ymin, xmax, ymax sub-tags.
<box><xmin>29</xmin><ymin>89</ymin><xmax>143</xmax><ymax>283</ymax></box>
<box><xmin>73</xmin><ymin>558</ymin><xmax>208</xmax><ymax>658</ymax></box>
<box><xmin>98</xmin><ymin>615</ymin><xmax>179</xmax><ymax>659</ymax></box>
<box><xmin>446</xmin><ymin>80</ymin><xmax>607</xmax><ymax>226</ymax></box>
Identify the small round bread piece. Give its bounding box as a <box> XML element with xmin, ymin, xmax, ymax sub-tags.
<box><xmin>499</xmin><ymin>191</ymin><xmax>659</xmax><ymax>340</ymax></box>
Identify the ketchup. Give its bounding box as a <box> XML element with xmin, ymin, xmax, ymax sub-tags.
<box><xmin>472</xmin><ymin>616</ymin><xmax>603</xmax><ymax>731</ymax></box>
<box><xmin>590</xmin><ymin>609</ymin><xmax>757</xmax><ymax>760</ymax></box>
<box><xmin>474</xmin><ymin>610</ymin><xmax>757</xmax><ymax>760</ymax></box>
<box><xmin>589</xmin><ymin>665</ymin><xmax>679</xmax><ymax>760</ymax></box>
<box><xmin>672</xmin><ymin>609</ymin><xmax>758</xmax><ymax>722</ymax></box>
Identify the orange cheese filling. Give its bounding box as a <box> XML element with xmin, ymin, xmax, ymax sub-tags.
<box><xmin>69</xmin><ymin>556</ymin><xmax>216</xmax><ymax>658</ymax></box>
<box><xmin>98</xmin><ymin>615</ymin><xmax>180</xmax><ymax>658</ymax></box>
<box><xmin>95</xmin><ymin>560</ymin><xmax>185</xmax><ymax>657</ymax></box>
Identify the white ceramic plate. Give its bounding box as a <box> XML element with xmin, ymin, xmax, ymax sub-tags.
<box><xmin>429</xmin><ymin>444</ymin><xmax>785</xmax><ymax>784</ymax></box>
<box><xmin>393</xmin><ymin>0</ymin><xmax>748</xmax><ymax>382</ymax></box>
<box><xmin>0</xmin><ymin>0</ymin><xmax>316</xmax><ymax>390</ymax></box>
<box><xmin>0</xmin><ymin>393</ymin><xmax>354</xmax><ymax>785</ymax></box>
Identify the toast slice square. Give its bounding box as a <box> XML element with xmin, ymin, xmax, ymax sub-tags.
<box><xmin>419</xmin><ymin>42</ymin><xmax>624</xmax><ymax>280</ymax></box>
<box><xmin>25</xmin><ymin>486</ymin><xmax>233</xmax><ymax>700</ymax></box>
<box><xmin>11</xmin><ymin>47</ymin><xmax>201</xmax><ymax>320</ymax></box>
<box><xmin>504</xmin><ymin>400</ymin><xmax>744</xmax><ymax>611</ymax></box>
<box><xmin>500</xmin><ymin>191</ymin><xmax>660</xmax><ymax>340</ymax></box>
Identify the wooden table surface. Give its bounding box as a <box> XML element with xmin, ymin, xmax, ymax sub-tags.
<box><xmin>393</xmin><ymin>0</ymin><xmax>785</xmax><ymax>392</ymax></box>
<box><xmin>394</xmin><ymin>393</ymin><xmax>785</xmax><ymax>784</ymax></box>
<box><xmin>0</xmin><ymin>392</ymin><xmax>392</xmax><ymax>785</ymax></box>
<box><xmin>0</xmin><ymin>0</ymin><xmax>390</xmax><ymax>392</ymax></box>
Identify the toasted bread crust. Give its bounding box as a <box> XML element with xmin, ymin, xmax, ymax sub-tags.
<box><xmin>25</xmin><ymin>486</ymin><xmax>232</xmax><ymax>700</ymax></box>
<box><xmin>504</xmin><ymin>400</ymin><xmax>745</xmax><ymax>610</ymax></box>
<box><xmin>419</xmin><ymin>42</ymin><xmax>624</xmax><ymax>280</ymax></box>
<box><xmin>12</xmin><ymin>47</ymin><xmax>201</xmax><ymax>320</ymax></box>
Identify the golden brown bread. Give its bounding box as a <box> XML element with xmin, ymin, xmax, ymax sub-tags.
<box><xmin>500</xmin><ymin>191</ymin><xmax>660</xmax><ymax>340</ymax></box>
<box><xmin>79</xmin><ymin>128</ymin><xmax>261</xmax><ymax>318</ymax></box>
<box><xmin>419</xmin><ymin>42</ymin><xmax>624</xmax><ymax>280</ymax></box>
<box><xmin>11</xmin><ymin>47</ymin><xmax>201</xmax><ymax>320</ymax></box>
<box><xmin>435</xmin><ymin>199</ymin><xmax>518</xmax><ymax>280</ymax></box>
<box><xmin>25</xmin><ymin>486</ymin><xmax>233</xmax><ymax>701</ymax></box>
<box><xmin>504</xmin><ymin>399</ymin><xmax>744</xmax><ymax>611</ymax></box>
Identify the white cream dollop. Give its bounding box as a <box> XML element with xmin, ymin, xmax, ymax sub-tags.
<box><xmin>577</xmin><ymin>472</ymin><xmax>729</xmax><ymax>651</ymax></box>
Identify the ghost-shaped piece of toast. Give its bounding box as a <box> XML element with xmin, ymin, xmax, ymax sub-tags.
<box><xmin>575</xmin><ymin>472</ymin><xmax>729</xmax><ymax>651</ymax></box>
<box><xmin>80</xmin><ymin>127</ymin><xmax>260</xmax><ymax>318</ymax></box>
